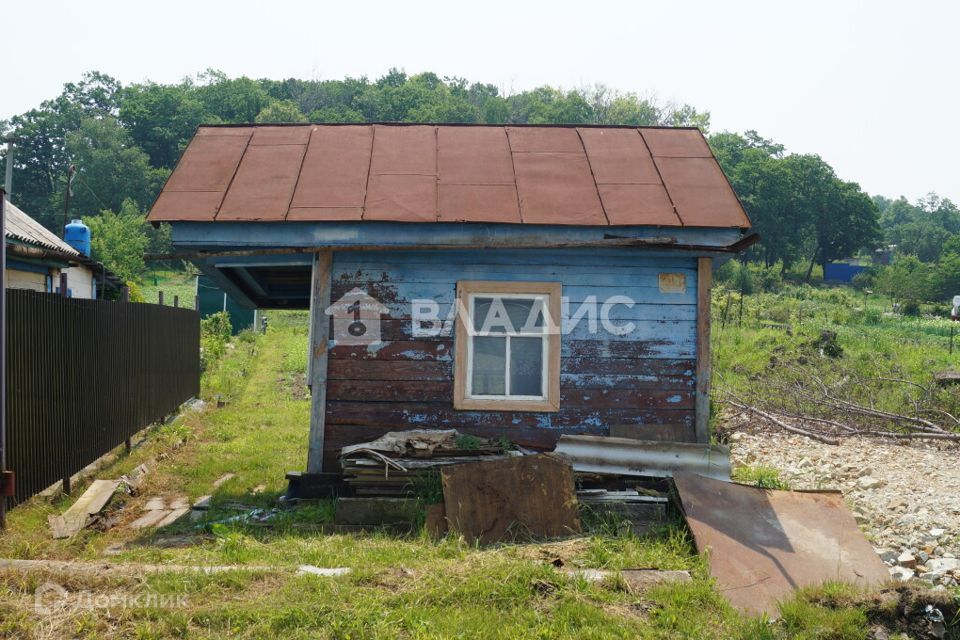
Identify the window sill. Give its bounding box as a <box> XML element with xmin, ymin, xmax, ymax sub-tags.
<box><xmin>454</xmin><ymin>397</ymin><xmax>560</xmax><ymax>413</ymax></box>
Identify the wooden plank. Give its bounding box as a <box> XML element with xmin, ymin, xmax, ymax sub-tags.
<box><xmin>610</xmin><ymin>423</ymin><xmax>697</xmax><ymax>442</ymax></box>
<box><xmin>307</xmin><ymin>250</ymin><xmax>333</xmax><ymax>473</ymax></box>
<box><xmin>49</xmin><ymin>479</ymin><xmax>120</xmax><ymax>539</ymax></box>
<box><xmin>441</xmin><ymin>454</ymin><xmax>580</xmax><ymax>545</ymax></box>
<box><xmin>695</xmin><ymin>257</ymin><xmax>712</xmax><ymax>443</ymax></box>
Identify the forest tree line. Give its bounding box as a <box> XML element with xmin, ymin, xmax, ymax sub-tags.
<box><xmin>0</xmin><ymin>69</ymin><xmax>954</xmax><ymax>301</ymax></box>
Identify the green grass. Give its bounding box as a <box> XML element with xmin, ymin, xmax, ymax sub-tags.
<box><xmin>1</xmin><ymin>305</ymin><xmax>950</xmax><ymax>638</ymax></box>
<box><xmin>141</xmin><ymin>269</ymin><xmax>198</xmax><ymax>307</ymax></box>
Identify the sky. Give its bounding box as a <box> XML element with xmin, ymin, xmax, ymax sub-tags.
<box><xmin>3</xmin><ymin>0</ymin><xmax>958</xmax><ymax>203</ymax></box>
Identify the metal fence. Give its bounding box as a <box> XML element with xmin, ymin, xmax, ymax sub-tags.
<box><xmin>4</xmin><ymin>289</ymin><xmax>200</xmax><ymax>506</ymax></box>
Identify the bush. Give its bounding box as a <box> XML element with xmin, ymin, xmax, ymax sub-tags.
<box><xmin>901</xmin><ymin>300</ymin><xmax>921</xmax><ymax>317</ymax></box>
<box><xmin>200</xmin><ymin>311</ymin><xmax>232</xmax><ymax>371</ymax></box>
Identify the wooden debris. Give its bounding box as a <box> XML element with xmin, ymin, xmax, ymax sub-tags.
<box><xmin>49</xmin><ymin>479</ymin><xmax>120</xmax><ymax>539</ymax></box>
<box><xmin>621</xmin><ymin>569</ymin><xmax>692</xmax><ymax>592</ymax></box>
<box><xmin>296</xmin><ymin>565</ymin><xmax>352</xmax><ymax>577</ymax></box>
<box><xmin>441</xmin><ymin>454</ymin><xmax>581</xmax><ymax>545</ymax></box>
<box><xmin>334</xmin><ymin>497</ymin><xmax>420</xmax><ymax>526</ymax></box>
<box><xmin>157</xmin><ymin>507</ymin><xmax>190</xmax><ymax>528</ymax></box>
<box><xmin>129</xmin><ymin>509</ymin><xmax>169</xmax><ymax>530</ymax></box>
<box><xmin>193</xmin><ymin>495</ymin><xmax>212</xmax><ymax>510</ymax></box>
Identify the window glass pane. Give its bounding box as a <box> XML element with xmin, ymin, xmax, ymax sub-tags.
<box><xmin>472</xmin><ymin>297</ymin><xmax>494</xmax><ymax>332</ymax></box>
<box><xmin>474</xmin><ymin>296</ymin><xmax>542</xmax><ymax>333</ymax></box>
<box><xmin>510</xmin><ymin>337</ymin><xmax>543</xmax><ymax>396</ymax></box>
<box><xmin>504</xmin><ymin>298</ymin><xmax>541</xmax><ymax>332</ymax></box>
<box><xmin>471</xmin><ymin>336</ymin><xmax>506</xmax><ymax>395</ymax></box>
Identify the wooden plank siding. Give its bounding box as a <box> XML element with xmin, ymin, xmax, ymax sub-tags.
<box><xmin>323</xmin><ymin>248</ymin><xmax>699</xmax><ymax>467</ymax></box>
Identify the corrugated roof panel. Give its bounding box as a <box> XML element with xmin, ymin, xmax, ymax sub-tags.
<box><xmin>195</xmin><ymin>126</ymin><xmax>254</xmax><ymax>137</ymax></box>
<box><xmin>163</xmin><ymin>130</ymin><xmax>251</xmax><ymax>193</ymax></box>
<box><xmin>363</xmin><ymin>174</ymin><xmax>437</xmax><ymax>222</ymax></box>
<box><xmin>578</xmin><ymin>127</ymin><xmax>662</xmax><ymax>185</ymax></box>
<box><xmin>150</xmin><ymin>190</ymin><xmax>225</xmax><ymax>222</ymax></box>
<box><xmin>289</xmin><ymin>125</ymin><xmax>372</xmax><ymax>218</ymax></box>
<box><xmin>598</xmin><ymin>184</ymin><xmax>681</xmax><ymax>226</ymax></box>
<box><xmin>370</xmin><ymin>125</ymin><xmax>436</xmax><ymax>175</ymax></box>
<box><xmin>513</xmin><ymin>152</ymin><xmax>606</xmax><ymax>225</ymax></box>
<box><xmin>506</xmin><ymin>127</ymin><xmax>583</xmax><ymax>153</ymax></box>
<box><xmin>641</xmin><ymin>128</ymin><xmax>713</xmax><ymax>158</ymax></box>
<box><xmin>438</xmin><ymin>126</ymin><xmax>514</xmax><ymax>185</ymax></box>
<box><xmin>216</xmin><ymin>144</ymin><xmax>307</xmax><ymax>221</ymax></box>
<box><xmin>4</xmin><ymin>200</ymin><xmax>80</xmax><ymax>254</ymax></box>
<box><xmin>438</xmin><ymin>184</ymin><xmax>521</xmax><ymax>223</ymax></box>
<box><xmin>286</xmin><ymin>207</ymin><xmax>364</xmax><ymax>221</ymax></box>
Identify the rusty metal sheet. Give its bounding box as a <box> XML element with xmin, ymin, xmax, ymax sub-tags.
<box><xmin>289</xmin><ymin>125</ymin><xmax>372</xmax><ymax>220</ymax></box>
<box><xmin>249</xmin><ymin>126</ymin><xmax>312</xmax><ymax>146</ymax></box>
<box><xmin>673</xmin><ymin>473</ymin><xmax>890</xmax><ymax>618</ymax></box>
<box><xmin>513</xmin><ymin>152</ymin><xmax>606</xmax><ymax>225</ymax></box>
<box><xmin>438</xmin><ymin>184</ymin><xmax>520</xmax><ymax>223</ymax></box>
<box><xmin>370</xmin><ymin>125</ymin><xmax>436</xmax><ymax>176</ymax></box>
<box><xmin>641</xmin><ymin>128</ymin><xmax>713</xmax><ymax>158</ymax></box>
<box><xmin>149</xmin><ymin>190</ymin><xmax>225</xmax><ymax>222</ymax></box>
<box><xmin>438</xmin><ymin>126</ymin><xmax>514</xmax><ymax>185</ymax></box>
<box><xmin>163</xmin><ymin>131</ymin><xmax>251</xmax><ymax>193</ymax></box>
<box><xmin>148</xmin><ymin>124</ymin><xmax>751</xmax><ymax>229</ymax></box>
<box><xmin>441</xmin><ymin>454</ymin><xmax>581</xmax><ymax>545</ymax></box>
<box><xmin>578</xmin><ymin>128</ymin><xmax>662</xmax><ymax>185</ymax></box>
<box><xmin>506</xmin><ymin>126</ymin><xmax>583</xmax><ymax>153</ymax></box>
<box><xmin>656</xmin><ymin>157</ymin><xmax>751</xmax><ymax>228</ymax></box>
<box><xmin>363</xmin><ymin>174</ymin><xmax>436</xmax><ymax>222</ymax></box>
<box><xmin>598</xmin><ymin>184</ymin><xmax>680</xmax><ymax>226</ymax></box>
<box><xmin>217</xmin><ymin>144</ymin><xmax>307</xmax><ymax>221</ymax></box>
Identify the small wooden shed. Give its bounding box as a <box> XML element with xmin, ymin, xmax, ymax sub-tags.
<box><xmin>148</xmin><ymin>124</ymin><xmax>753</xmax><ymax>472</ymax></box>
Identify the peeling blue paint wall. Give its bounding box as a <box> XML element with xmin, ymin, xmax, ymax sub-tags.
<box><xmin>324</xmin><ymin>247</ymin><xmax>699</xmax><ymax>463</ymax></box>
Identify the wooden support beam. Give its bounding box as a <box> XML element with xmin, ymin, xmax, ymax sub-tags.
<box><xmin>695</xmin><ymin>257</ymin><xmax>713</xmax><ymax>443</ymax></box>
<box><xmin>306</xmin><ymin>251</ymin><xmax>333</xmax><ymax>474</ymax></box>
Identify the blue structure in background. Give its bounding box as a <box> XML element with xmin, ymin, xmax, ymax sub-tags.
<box><xmin>196</xmin><ymin>275</ymin><xmax>256</xmax><ymax>335</ymax></box>
<box><xmin>824</xmin><ymin>262</ymin><xmax>868</xmax><ymax>284</ymax></box>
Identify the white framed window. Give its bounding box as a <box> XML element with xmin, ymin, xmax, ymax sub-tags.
<box><xmin>454</xmin><ymin>281</ymin><xmax>561</xmax><ymax>412</ymax></box>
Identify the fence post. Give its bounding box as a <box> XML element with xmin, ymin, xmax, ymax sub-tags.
<box><xmin>121</xmin><ymin>286</ymin><xmax>129</xmax><ymax>303</ymax></box>
<box><xmin>0</xmin><ymin>191</ymin><xmax>7</xmax><ymax>530</ymax></box>
<box><xmin>59</xmin><ymin>273</ymin><xmax>71</xmax><ymax>495</ymax></box>
<box><xmin>194</xmin><ymin>296</ymin><xmax>199</xmax><ymax>312</ymax></box>
<box><xmin>173</xmin><ymin>295</ymin><xmax>179</xmax><ymax>309</ymax></box>
<box><xmin>158</xmin><ymin>291</ymin><xmax>164</xmax><ymax>306</ymax></box>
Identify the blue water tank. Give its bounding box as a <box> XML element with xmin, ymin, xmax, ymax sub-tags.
<box><xmin>64</xmin><ymin>219</ymin><xmax>91</xmax><ymax>256</ymax></box>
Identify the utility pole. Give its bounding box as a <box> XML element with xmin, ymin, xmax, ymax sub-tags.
<box><xmin>3</xmin><ymin>138</ymin><xmax>13</xmax><ymax>199</ymax></box>
<box><xmin>60</xmin><ymin>165</ymin><xmax>76</xmax><ymax>237</ymax></box>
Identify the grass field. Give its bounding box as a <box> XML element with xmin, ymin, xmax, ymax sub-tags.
<box><xmin>1</xmin><ymin>273</ymin><xmax>958</xmax><ymax>637</ymax></box>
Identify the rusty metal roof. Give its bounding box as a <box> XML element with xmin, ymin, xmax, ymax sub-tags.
<box><xmin>148</xmin><ymin>124</ymin><xmax>750</xmax><ymax>228</ymax></box>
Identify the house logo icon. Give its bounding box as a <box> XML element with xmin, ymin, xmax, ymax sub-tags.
<box><xmin>35</xmin><ymin>581</ymin><xmax>68</xmax><ymax>614</ymax></box>
<box><xmin>325</xmin><ymin>288</ymin><xmax>389</xmax><ymax>346</ymax></box>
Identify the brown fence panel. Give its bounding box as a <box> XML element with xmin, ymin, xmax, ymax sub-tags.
<box><xmin>5</xmin><ymin>290</ymin><xmax>200</xmax><ymax>506</ymax></box>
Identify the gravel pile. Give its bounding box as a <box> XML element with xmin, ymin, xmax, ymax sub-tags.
<box><xmin>723</xmin><ymin>417</ymin><xmax>960</xmax><ymax>588</ymax></box>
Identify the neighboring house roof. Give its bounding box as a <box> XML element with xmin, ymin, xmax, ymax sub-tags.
<box><xmin>4</xmin><ymin>199</ymin><xmax>80</xmax><ymax>256</ymax></box>
<box><xmin>148</xmin><ymin>124</ymin><xmax>751</xmax><ymax>229</ymax></box>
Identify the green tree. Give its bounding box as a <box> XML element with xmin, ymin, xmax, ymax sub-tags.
<box><xmin>255</xmin><ymin>100</ymin><xmax>308</xmax><ymax>123</ymax></box>
<box><xmin>55</xmin><ymin>117</ymin><xmax>169</xmax><ymax>221</ymax></box>
<box><xmin>119</xmin><ymin>82</ymin><xmax>208</xmax><ymax>168</ymax></box>
<box><xmin>84</xmin><ymin>199</ymin><xmax>150</xmax><ymax>281</ymax></box>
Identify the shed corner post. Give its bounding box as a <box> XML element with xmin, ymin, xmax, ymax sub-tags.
<box><xmin>695</xmin><ymin>256</ymin><xmax>713</xmax><ymax>444</ymax></box>
<box><xmin>306</xmin><ymin>250</ymin><xmax>333</xmax><ymax>474</ymax></box>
